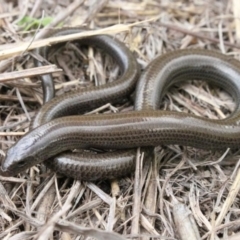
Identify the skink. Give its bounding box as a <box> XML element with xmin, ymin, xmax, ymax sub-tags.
<box><xmin>2</xmin><ymin>30</ymin><xmax>240</xmax><ymax>180</ymax></box>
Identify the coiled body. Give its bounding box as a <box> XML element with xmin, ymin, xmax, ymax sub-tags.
<box><xmin>2</xmin><ymin>29</ymin><xmax>240</xmax><ymax>180</ymax></box>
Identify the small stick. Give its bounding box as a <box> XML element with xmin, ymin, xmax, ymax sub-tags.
<box><xmin>159</xmin><ymin>22</ymin><xmax>240</xmax><ymax>50</ymax></box>
<box><xmin>0</xmin><ymin>65</ymin><xmax>62</xmax><ymax>82</ymax></box>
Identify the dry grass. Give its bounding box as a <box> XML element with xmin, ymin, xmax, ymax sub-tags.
<box><xmin>0</xmin><ymin>0</ymin><xmax>240</xmax><ymax>239</ymax></box>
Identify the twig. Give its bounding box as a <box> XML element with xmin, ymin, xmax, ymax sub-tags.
<box><xmin>0</xmin><ymin>65</ymin><xmax>62</xmax><ymax>82</ymax></box>
<box><xmin>35</xmin><ymin>0</ymin><xmax>85</xmax><ymax>40</ymax></box>
<box><xmin>159</xmin><ymin>22</ymin><xmax>240</xmax><ymax>49</ymax></box>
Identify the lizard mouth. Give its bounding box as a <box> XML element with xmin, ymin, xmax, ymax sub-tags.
<box><xmin>0</xmin><ymin>166</ymin><xmax>13</xmax><ymax>177</ymax></box>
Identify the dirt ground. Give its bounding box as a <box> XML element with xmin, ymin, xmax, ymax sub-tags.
<box><xmin>0</xmin><ymin>0</ymin><xmax>240</xmax><ymax>239</ymax></box>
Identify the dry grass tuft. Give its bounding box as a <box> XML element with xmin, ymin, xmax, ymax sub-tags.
<box><xmin>0</xmin><ymin>0</ymin><xmax>240</xmax><ymax>239</ymax></box>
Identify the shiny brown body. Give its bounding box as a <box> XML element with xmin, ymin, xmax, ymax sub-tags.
<box><xmin>2</xmin><ymin>30</ymin><xmax>240</xmax><ymax>180</ymax></box>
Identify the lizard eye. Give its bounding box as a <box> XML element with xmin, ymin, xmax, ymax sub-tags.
<box><xmin>14</xmin><ymin>155</ymin><xmax>35</xmax><ymax>169</ymax></box>
<box><xmin>16</xmin><ymin>160</ymin><xmax>27</xmax><ymax>168</ymax></box>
